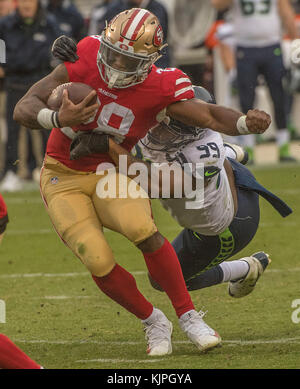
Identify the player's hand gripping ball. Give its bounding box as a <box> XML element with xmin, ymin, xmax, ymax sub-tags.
<box><xmin>47</xmin><ymin>82</ymin><xmax>99</xmax><ymax>129</ymax></box>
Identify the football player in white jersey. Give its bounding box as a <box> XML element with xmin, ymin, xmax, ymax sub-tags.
<box><xmin>211</xmin><ymin>0</ymin><xmax>298</xmax><ymax>163</ymax></box>
<box><xmin>100</xmin><ymin>85</ymin><xmax>292</xmax><ymax>297</ymax></box>
<box><xmin>69</xmin><ymin>85</ymin><xmax>292</xmax><ymax>298</ymax></box>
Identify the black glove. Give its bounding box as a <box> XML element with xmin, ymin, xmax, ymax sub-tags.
<box><xmin>70</xmin><ymin>132</ymin><xmax>109</xmax><ymax>160</ymax></box>
<box><xmin>51</xmin><ymin>35</ymin><xmax>79</xmax><ymax>63</ymax></box>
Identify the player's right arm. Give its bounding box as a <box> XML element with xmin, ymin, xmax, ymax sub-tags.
<box><xmin>13</xmin><ymin>64</ymin><xmax>98</xmax><ymax>130</ymax></box>
<box><xmin>210</xmin><ymin>0</ymin><xmax>233</xmax><ymax>11</ymax></box>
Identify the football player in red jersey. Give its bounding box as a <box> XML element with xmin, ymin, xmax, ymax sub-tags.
<box><xmin>0</xmin><ymin>193</ymin><xmax>8</xmax><ymax>245</ymax></box>
<box><xmin>0</xmin><ymin>194</ymin><xmax>41</xmax><ymax>369</ymax></box>
<box><xmin>14</xmin><ymin>9</ymin><xmax>271</xmax><ymax>356</ymax></box>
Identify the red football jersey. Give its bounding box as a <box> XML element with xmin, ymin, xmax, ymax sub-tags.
<box><xmin>0</xmin><ymin>194</ymin><xmax>7</xmax><ymax>220</ymax></box>
<box><xmin>46</xmin><ymin>36</ymin><xmax>195</xmax><ymax>172</ymax></box>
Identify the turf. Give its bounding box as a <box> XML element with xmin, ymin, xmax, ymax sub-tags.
<box><xmin>0</xmin><ymin>164</ymin><xmax>300</xmax><ymax>369</ymax></box>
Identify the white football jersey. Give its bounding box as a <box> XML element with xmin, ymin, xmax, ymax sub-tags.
<box><xmin>133</xmin><ymin>129</ymin><xmax>235</xmax><ymax>236</ymax></box>
<box><xmin>232</xmin><ymin>0</ymin><xmax>281</xmax><ymax>47</ymax></box>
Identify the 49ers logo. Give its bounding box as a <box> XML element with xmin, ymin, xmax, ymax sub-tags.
<box><xmin>153</xmin><ymin>25</ymin><xmax>163</xmax><ymax>47</ymax></box>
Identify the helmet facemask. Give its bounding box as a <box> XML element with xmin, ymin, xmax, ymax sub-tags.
<box><xmin>141</xmin><ymin>119</ymin><xmax>204</xmax><ymax>153</ymax></box>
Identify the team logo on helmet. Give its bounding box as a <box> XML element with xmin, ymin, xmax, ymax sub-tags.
<box><xmin>119</xmin><ymin>43</ymin><xmax>129</xmax><ymax>51</ymax></box>
<box><xmin>153</xmin><ymin>25</ymin><xmax>163</xmax><ymax>47</ymax></box>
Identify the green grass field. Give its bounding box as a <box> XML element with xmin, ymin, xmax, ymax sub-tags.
<box><xmin>0</xmin><ymin>164</ymin><xmax>300</xmax><ymax>370</ymax></box>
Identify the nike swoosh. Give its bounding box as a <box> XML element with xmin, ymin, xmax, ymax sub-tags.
<box><xmin>205</xmin><ymin>171</ymin><xmax>217</xmax><ymax>177</ymax></box>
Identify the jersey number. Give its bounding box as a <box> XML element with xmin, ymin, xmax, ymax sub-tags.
<box><xmin>240</xmin><ymin>0</ymin><xmax>271</xmax><ymax>16</ymax></box>
<box><xmin>97</xmin><ymin>102</ymin><xmax>135</xmax><ymax>139</ymax></box>
<box><xmin>196</xmin><ymin>142</ymin><xmax>220</xmax><ymax>159</ymax></box>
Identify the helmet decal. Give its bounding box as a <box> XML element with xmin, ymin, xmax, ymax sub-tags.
<box><xmin>153</xmin><ymin>25</ymin><xmax>164</xmax><ymax>47</ymax></box>
<box><xmin>120</xmin><ymin>9</ymin><xmax>151</xmax><ymax>44</ymax></box>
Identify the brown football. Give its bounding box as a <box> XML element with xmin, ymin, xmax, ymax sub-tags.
<box><xmin>47</xmin><ymin>82</ymin><xmax>97</xmax><ymax>111</ymax></box>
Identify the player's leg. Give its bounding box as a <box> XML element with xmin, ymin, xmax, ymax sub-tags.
<box><xmin>261</xmin><ymin>44</ymin><xmax>295</xmax><ymax>162</ymax></box>
<box><xmin>93</xmin><ymin>172</ymin><xmax>221</xmax><ymax>352</ymax></box>
<box><xmin>164</xmin><ymin>187</ymin><xmax>269</xmax><ymax>296</ymax></box>
<box><xmin>41</xmin><ymin>158</ymin><xmax>169</xmax><ymax>355</ymax></box>
<box><xmin>0</xmin><ymin>88</ymin><xmax>23</xmax><ymax>191</ymax></box>
<box><xmin>236</xmin><ymin>46</ymin><xmax>259</xmax><ymax>162</ymax></box>
<box><xmin>0</xmin><ymin>334</ymin><xmax>42</xmax><ymax>369</ymax></box>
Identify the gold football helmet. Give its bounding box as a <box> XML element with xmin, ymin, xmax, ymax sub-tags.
<box><xmin>98</xmin><ymin>8</ymin><xmax>166</xmax><ymax>89</ymax></box>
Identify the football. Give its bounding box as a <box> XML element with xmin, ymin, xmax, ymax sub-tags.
<box><xmin>47</xmin><ymin>82</ymin><xmax>97</xmax><ymax>111</ymax></box>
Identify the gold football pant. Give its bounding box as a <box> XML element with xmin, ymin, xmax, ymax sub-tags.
<box><xmin>40</xmin><ymin>155</ymin><xmax>157</xmax><ymax>276</ymax></box>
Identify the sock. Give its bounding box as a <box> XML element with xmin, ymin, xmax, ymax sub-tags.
<box><xmin>92</xmin><ymin>264</ymin><xmax>153</xmax><ymax>320</ymax></box>
<box><xmin>143</xmin><ymin>238</ymin><xmax>195</xmax><ymax>318</ymax></box>
<box><xmin>142</xmin><ymin>307</ymin><xmax>166</xmax><ymax>326</ymax></box>
<box><xmin>186</xmin><ymin>266</ymin><xmax>224</xmax><ymax>291</ymax></box>
<box><xmin>0</xmin><ymin>334</ymin><xmax>41</xmax><ymax>369</ymax></box>
<box><xmin>240</xmin><ymin>134</ymin><xmax>255</xmax><ymax>148</ymax></box>
<box><xmin>219</xmin><ymin>260</ymin><xmax>250</xmax><ymax>282</ymax></box>
<box><xmin>276</xmin><ymin>129</ymin><xmax>290</xmax><ymax>148</ymax></box>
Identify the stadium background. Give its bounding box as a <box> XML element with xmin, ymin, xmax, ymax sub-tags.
<box><xmin>0</xmin><ymin>0</ymin><xmax>300</xmax><ymax>370</ymax></box>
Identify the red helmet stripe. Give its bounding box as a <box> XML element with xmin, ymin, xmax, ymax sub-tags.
<box><xmin>121</xmin><ymin>9</ymin><xmax>141</xmax><ymax>39</ymax></box>
<box><xmin>129</xmin><ymin>10</ymin><xmax>151</xmax><ymax>43</ymax></box>
<box><xmin>122</xmin><ymin>9</ymin><xmax>151</xmax><ymax>45</ymax></box>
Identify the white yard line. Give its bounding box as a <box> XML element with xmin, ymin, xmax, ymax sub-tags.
<box><xmin>5</xmin><ymin>198</ymin><xmax>42</xmax><ymax>204</ymax></box>
<box><xmin>12</xmin><ymin>337</ymin><xmax>300</xmax><ymax>347</ymax></box>
<box><xmin>0</xmin><ymin>272</ymin><xmax>90</xmax><ymax>279</ymax></box>
<box><xmin>36</xmin><ymin>296</ymin><xmax>93</xmax><ymax>300</ymax></box>
<box><xmin>1</xmin><ymin>268</ymin><xmax>300</xmax><ymax>280</ymax></box>
<box><xmin>7</xmin><ymin>229</ymin><xmax>54</xmax><ymax>235</ymax></box>
<box><xmin>76</xmin><ymin>358</ymin><xmax>162</xmax><ymax>364</ymax></box>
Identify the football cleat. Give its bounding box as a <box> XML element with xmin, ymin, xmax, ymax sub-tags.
<box><xmin>143</xmin><ymin>308</ymin><xmax>173</xmax><ymax>356</ymax></box>
<box><xmin>228</xmin><ymin>251</ymin><xmax>271</xmax><ymax>298</ymax></box>
<box><xmin>179</xmin><ymin>310</ymin><xmax>221</xmax><ymax>351</ymax></box>
<box><xmin>224</xmin><ymin>142</ymin><xmax>249</xmax><ymax>165</ymax></box>
<box><xmin>0</xmin><ymin>171</ymin><xmax>23</xmax><ymax>192</ymax></box>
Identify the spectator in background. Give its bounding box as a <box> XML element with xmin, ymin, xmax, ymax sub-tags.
<box><xmin>211</xmin><ymin>0</ymin><xmax>298</xmax><ymax>163</ymax></box>
<box><xmin>167</xmin><ymin>0</ymin><xmax>216</xmax><ymax>90</ymax></box>
<box><xmin>88</xmin><ymin>0</ymin><xmax>170</xmax><ymax>68</ymax></box>
<box><xmin>88</xmin><ymin>0</ymin><xmax>112</xmax><ymax>36</ymax></box>
<box><xmin>0</xmin><ymin>0</ymin><xmax>62</xmax><ymax>191</ymax></box>
<box><xmin>42</xmin><ymin>0</ymin><xmax>86</xmax><ymax>42</ymax></box>
<box><xmin>0</xmin><ymin>0</ymin><xmax>14</xmax><ymax>178</ymax></box>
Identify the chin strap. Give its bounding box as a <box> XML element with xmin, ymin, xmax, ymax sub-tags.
<box><xmin>108</xmin><ymin>72</ymin><xmax>119</xmax><ymax>89</ymax></box>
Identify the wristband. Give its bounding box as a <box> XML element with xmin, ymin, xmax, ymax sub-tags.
<box><xmin>236</xmin><ymin>115</ymin><xmax>250</xmax><ymax>135</ymax></box>
<box><xmin>37</xmin><ymin>108</ymin><xmax>61</xmax><ymax>129</ymax></box>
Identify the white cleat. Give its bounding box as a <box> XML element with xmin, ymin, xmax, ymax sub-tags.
<box><xmin>143</xmin><ymin>309</ymin><xmax>173</xmax><ymax>356</ymax></box>
<box><xmin>0</xmin><ymin>171</ymin><xmax>23</xmax><ymax>192</ymax></box>
<box><xmin>228</xmin><ymin>251</ymin><xmax>271</xmax><ymax>298</ymax></box>
<box><xmin>179</xmin><ymin>310</ymin><xmax>221</xmax><ymax>351</ymax></box>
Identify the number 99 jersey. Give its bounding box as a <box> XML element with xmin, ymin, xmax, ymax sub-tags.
<box><xmin>135</xmin><ymin>129</ymin><xmax>235</xmax><ymax>236</ymax></box>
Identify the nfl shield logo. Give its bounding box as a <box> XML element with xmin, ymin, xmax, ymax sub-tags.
<box><xmin>51</xmin><ymin>177</ymin><xmax>59</xmax><ymax>185</ymax></box>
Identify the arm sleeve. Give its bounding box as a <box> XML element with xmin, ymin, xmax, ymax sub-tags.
<box><xmin>160</xmin><ymin>68</ymin><xmax>195</xmax><ymax>105</ymax></box>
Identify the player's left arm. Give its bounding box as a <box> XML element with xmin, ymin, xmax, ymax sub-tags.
<box><xmin>278</xmin><ymin>0</ymin><xmax>298</xmax><ymax>39</ymax></box>
<box><xmin>166</xmin><ymin>99</ymin><xmax>271</xmax><ymax>136</ymax></box>
<box><xmin>107</xmin><ymin>138</ymin><xmax>194</xmax><ymax>197</ymax></box>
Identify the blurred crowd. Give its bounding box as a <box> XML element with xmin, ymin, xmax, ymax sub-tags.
<box><xmin>0</xmin><ymin>0</ymin><xmax>299</xmax><ymax>191</ymax></box>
